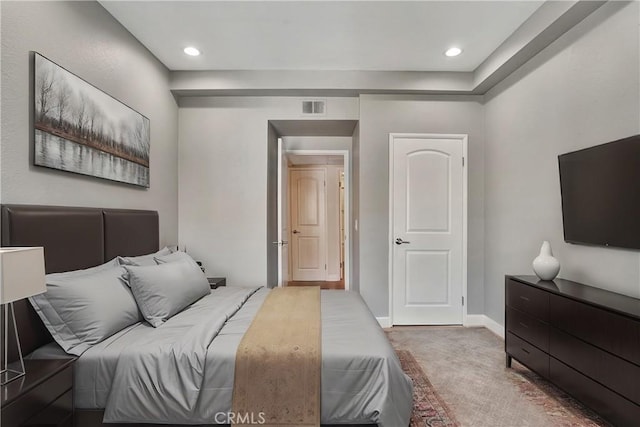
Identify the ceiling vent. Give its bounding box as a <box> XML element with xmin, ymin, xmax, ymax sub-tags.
<box><xmin>301</xmin><ymin>99</ymin><xmax>326</xmax><ymax>115</ymax></box>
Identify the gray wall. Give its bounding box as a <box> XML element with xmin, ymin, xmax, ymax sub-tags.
<box><xmin>0</xmin><ymin>1</ymin><xmax>179</xmax><ymax>245</ymax></box>
<box><xmin>358</xmin><ymin>95</ymin><xmax>486</xmax><ymax>317</ymax></box>
<box><xmin>483</xmin><ymin>1</ymin><xmax>640</xmax><ymax>325</ymax></box>
<box><xmin>266</xmin><ymin>124</ymin><xmax>279</xmax><ymax>287</ymax></box>
<box><xmin>177</xmin><ymin>97</ymin><xmax>359</xmax><ymax>285</ymax></box>
<box><xmin>282</xmin><ymin>136</ymin><xmax>352</xmax><ymax>152</ymax></box>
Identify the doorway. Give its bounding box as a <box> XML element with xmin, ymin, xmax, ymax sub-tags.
<box><xmin>286</xmin><ymin>150</ymin><xmax>349</xmax><ymax>290</ymax></box>
<box><xmin>266</xmin><ymin>120</ymin><xmax>357</xmax><ymax>291</ymax></box>
<box><xmin>389</xmin><ymin>133</ymin><xmax>468</xmax><ymax>325</ymax></box>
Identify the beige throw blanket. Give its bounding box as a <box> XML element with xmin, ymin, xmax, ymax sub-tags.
<box><xmin>232</xmin><ymin>286</ymin><xmax>321</xmax><ymax>427</ymax></box>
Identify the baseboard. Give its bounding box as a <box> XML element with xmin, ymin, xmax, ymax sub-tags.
<box><xmin>464</xmin><ymin>314</ymin><xmax>505</xmax><ymax>339</ymax></box>
<box><xmin>380</xmin><ymin>314</ymin><xmax>505</xmax><ymax>337</ymax></box>
<box><xmin>463</xmin><ymin>314</ymin><xmax>486</xmax><ymax>327</ymax></box>
<box><xmin>376</xmin><ymin>317</ymin><xmax>391</xmax><ymax>328</ymax></box>
<box><xmin>483</xmin><ymin>316</ymin><xmax>505</xmax><ymax>338</ymax></box>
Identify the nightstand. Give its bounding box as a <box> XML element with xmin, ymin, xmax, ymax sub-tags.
<box><xmin>207</xmin><ymin>277</ymin><xmax>226</xmax><ymax>289</ymax></box>
<box><xmin>1</xmin><ymin>358</ymin><xmax>76</xmax><ymax>427</ymax></box>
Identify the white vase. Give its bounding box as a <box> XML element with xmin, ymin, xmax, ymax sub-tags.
<box><xmin>532</xmin><ymin>241</ymin><xmax>560</xmax><ymax>281</ymax></box>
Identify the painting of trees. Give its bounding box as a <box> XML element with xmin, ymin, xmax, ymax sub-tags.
<box><xmin>34</xmin><ymin>53</ymin><xmax>150</xmax><ymax>187</ymax></box>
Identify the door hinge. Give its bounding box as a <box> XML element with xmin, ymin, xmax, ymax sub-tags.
<box><xmin>462</xmin><ymin>157</ymin><xmax>465</xmax><ymax>167</ymax></box>
<box><xmin>462</xmin><ymin>296</ymin><xmax>465</xmax><ymax>306</ymax></box>
<box><xmin>325</xmin><ymin>264</ymin><xmax>327</xmax><ymax>270</ymax></box>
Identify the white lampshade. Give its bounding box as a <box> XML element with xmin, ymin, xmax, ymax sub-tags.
<box><xmin>0</xmin><ymin>247</ymin><xmax>46</xmax><ymax>304</ymax></box>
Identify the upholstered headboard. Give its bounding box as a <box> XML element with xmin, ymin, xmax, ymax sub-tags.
<box><xmin>1</xmin><ymin>204</ymin><xmax>159</xmax><ymax>359</ymax></box>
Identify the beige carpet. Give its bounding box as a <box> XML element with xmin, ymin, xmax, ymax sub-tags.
<box><xmin>386</xmin><ymin>326</ymin><xmax>609</xmax><ymax>427</ymax></box>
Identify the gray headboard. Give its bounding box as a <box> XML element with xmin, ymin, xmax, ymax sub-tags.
<box><xmin>0</xmin><ymin>204</ymin><xmax>159</xmax><ymax>360</ymax></box>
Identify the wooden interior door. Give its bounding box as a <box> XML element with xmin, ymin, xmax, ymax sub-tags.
<box><xmin>290</xmin><ymin>168</ymin><xmax>327</xmax><ymax>281</ymax></box>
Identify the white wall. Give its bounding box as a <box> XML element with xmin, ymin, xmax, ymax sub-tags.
<box><xmin>483</xmin><ymin>1</ymin><xmax>640</xmax><ymax>325</ymax></box>
<box><xmin>358</xmin><ymin>95</ymin><xmax>486</xmax><ymax>316</ymax></box>
<box><xmin>178</xmin><ymin>97</ymin><xmax>358</xmax><ymax>285</ymax></box>
<box><xmin>0</xmin><ymin>1</ymin><xmax>179</xmax><ymax>245</ymax></box>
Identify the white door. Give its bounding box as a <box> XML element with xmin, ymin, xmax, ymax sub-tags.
<box><xmin>277</xmin><ymin>138</ymin><xmax>290</xmax><ymax>287</ymax></box>
<box><xmin>290</xmin><ymin>168</ymin><xmax>327</xmax><ymax>281</ymax></box>
<box><xmin>390</xmin><ymin>134</ymin><xmax>466</xmax><ymax>325</ymax></box>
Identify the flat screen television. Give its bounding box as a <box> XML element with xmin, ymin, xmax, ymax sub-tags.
<box><xmin>558</xmin><ymin>135</ymin><xmax>640</xmax><ymax>250</ymax></box>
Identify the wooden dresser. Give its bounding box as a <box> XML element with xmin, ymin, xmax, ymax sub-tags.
<box><xmin>505</xmin><ymin>275</ymin><xmax>640</xmax><ymax>426</ymax></box>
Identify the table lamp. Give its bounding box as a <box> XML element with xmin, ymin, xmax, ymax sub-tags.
<box><xmin>0</xmin><ymin>247</ymin><xmax>46</xmax><ymax>385</ymax></box>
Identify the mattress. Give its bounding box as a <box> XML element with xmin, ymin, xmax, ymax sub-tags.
<box><xmin>29</xmin><ymin>287</ymin><xmax>412</xmax><ymax>426</ymax></box>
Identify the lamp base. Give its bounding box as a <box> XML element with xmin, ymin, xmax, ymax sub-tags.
<box><xmin>1</xmin><ymin>302</ymin><xmax>25</xmax><ymax>386</ymax></box>
<box><xmin>1</xmin><ymin>366</ymin><xmax>25</xmax><ymax>385</ymax></box>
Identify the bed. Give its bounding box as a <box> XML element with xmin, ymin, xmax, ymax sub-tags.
<box><xmin>1</xmin><ymin>204</ymin><xmax>412</xmax><ymax>427</ymax></box>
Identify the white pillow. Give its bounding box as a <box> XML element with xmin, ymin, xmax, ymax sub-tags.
<box><xmin>29</xmin><ymin>264</ymin><xmax>142</xmax><ymax>356</ymax></box>
<box><xmin>123</xmin><ymin>260</ymin><xmax>210</xmax><ymax>327</ymax></box>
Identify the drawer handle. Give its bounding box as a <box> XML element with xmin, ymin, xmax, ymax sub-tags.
<box><xmin>519</xmin><ymin>296</ymin><xmax>530</xmax><ymax>302</ymax></box>
<box><xmin>521</xmin><ymin>348</ymin><xmax>530</xmax><ymax>354</ymax></box>
<box><xmin>518</xmin><ymin>322</ymin><xmax>529</xmax><ymax>329</ymax></box>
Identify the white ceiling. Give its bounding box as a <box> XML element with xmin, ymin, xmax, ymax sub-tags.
<box><xmin>100</xmin><ymin>1</ymin><xmax>543</xmax><ymax>72</ymax></box>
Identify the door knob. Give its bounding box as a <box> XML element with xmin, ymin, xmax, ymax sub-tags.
<box><xmin>395</xmin><ymin>238</ymin><xmax>411</xmax><ymax>245</ymax></box>
<box><xmin>292</xmin><ymin>230</ymin><xmax>301</xmax><ymax>234</ymax></box>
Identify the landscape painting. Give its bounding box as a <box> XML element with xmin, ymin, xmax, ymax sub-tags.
<box><xmin>34</xmin><ymin>53</ymin><xmax>150</xmax><ymax>187</ymax></box>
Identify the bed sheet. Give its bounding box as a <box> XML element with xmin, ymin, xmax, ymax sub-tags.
<box><xmin>33</xmin><ymin>287</ymin><xmax>412</xmax><ymax>426</ymax></box>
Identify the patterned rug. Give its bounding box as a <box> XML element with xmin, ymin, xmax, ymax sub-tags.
<box><xmin>508</xmin><ymin>360</ymin><xmax>609</xmax><ymax>427</ymax></box>
<box><xmin>389</xmin><ymin>327</ymin><xmax>610</xmax><ymax>427</ymax></box>
<box><xmin>396</xmin><ymin>349</ymin><xmax>460</xmax><ymax>427</ymax></box>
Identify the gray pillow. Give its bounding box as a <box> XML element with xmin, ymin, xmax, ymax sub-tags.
<box><xmin>29</xmin><ymin>265</ymin><xmax>142</xmax><ymax>356</ymax></box>
<box><xmin>124</xmin><ymin>260</ymin><xmax>210</xmax><ymax>327</ymax></box>
<box><xmin>154</xmin><ymin>250</ymin><xmax>198</xmax><ymax>267</ymax></box>
<box><xmin>117</xmin><ymin>246</ymin><xmax>173</xmax><ymax>266</ymax></box>
<box><xmin>47</xmin><ymin>257</ymin><xmax>120</xmax><ymax>278</ymax></box>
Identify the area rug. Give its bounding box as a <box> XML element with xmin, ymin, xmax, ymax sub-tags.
<box><xmin>396</xmin><ymin>349</ymin><xmax>460</xmax><ymax>427</ymax></box>
<box><xmin>508</xmin><ymin>360</ymin><xmax>609</xmax><ymax>427</ymax></box>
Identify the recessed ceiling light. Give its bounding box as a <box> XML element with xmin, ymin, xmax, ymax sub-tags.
<box><xmin>183</xmin><ymin>47</ymin><xmax>200</xmax><ymax>57</ymax></box>
<box><xmin>445</xmin><ymin>47</ymin><xmax>462</xmax><ymax>57</ymax></box>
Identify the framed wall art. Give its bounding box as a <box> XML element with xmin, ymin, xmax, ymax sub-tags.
<box><xmin>33</xmin><ymin>52</ymin><xmax>150</xmax><ymax>187</ymax></box>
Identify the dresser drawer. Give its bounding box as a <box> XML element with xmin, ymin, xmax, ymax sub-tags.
<box><xmin>506</xmin><ymin>279</ymin><xmax>549</xmax><ymax>321</ymax></box>
<box><xmin>1</xmin><ymin>366</ymin><xmax>73</xmax><ymax>427</ymax></box>
<box><xmin>550</xmin><ymin>358</ymin><xmax>640</xmax><ymax>427</ymax></box>
<box><xmin>550</xmin><ymin>328</ymin><xmax>640</xmax><ymax>405</ymax></box>
<box><xmin>506</xmin><ymin>332</ymin><xmax>549</xmax><ymax>378</ymax></box>
<box><xmin>506</xmin><ymin>307</ymin><xmax>549</xmax><ymax>352</ymax></box>
<box><xmin>550</xmin><ymin>294</ymin><xmax>640</xmax><ymax>366</ymax></box>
